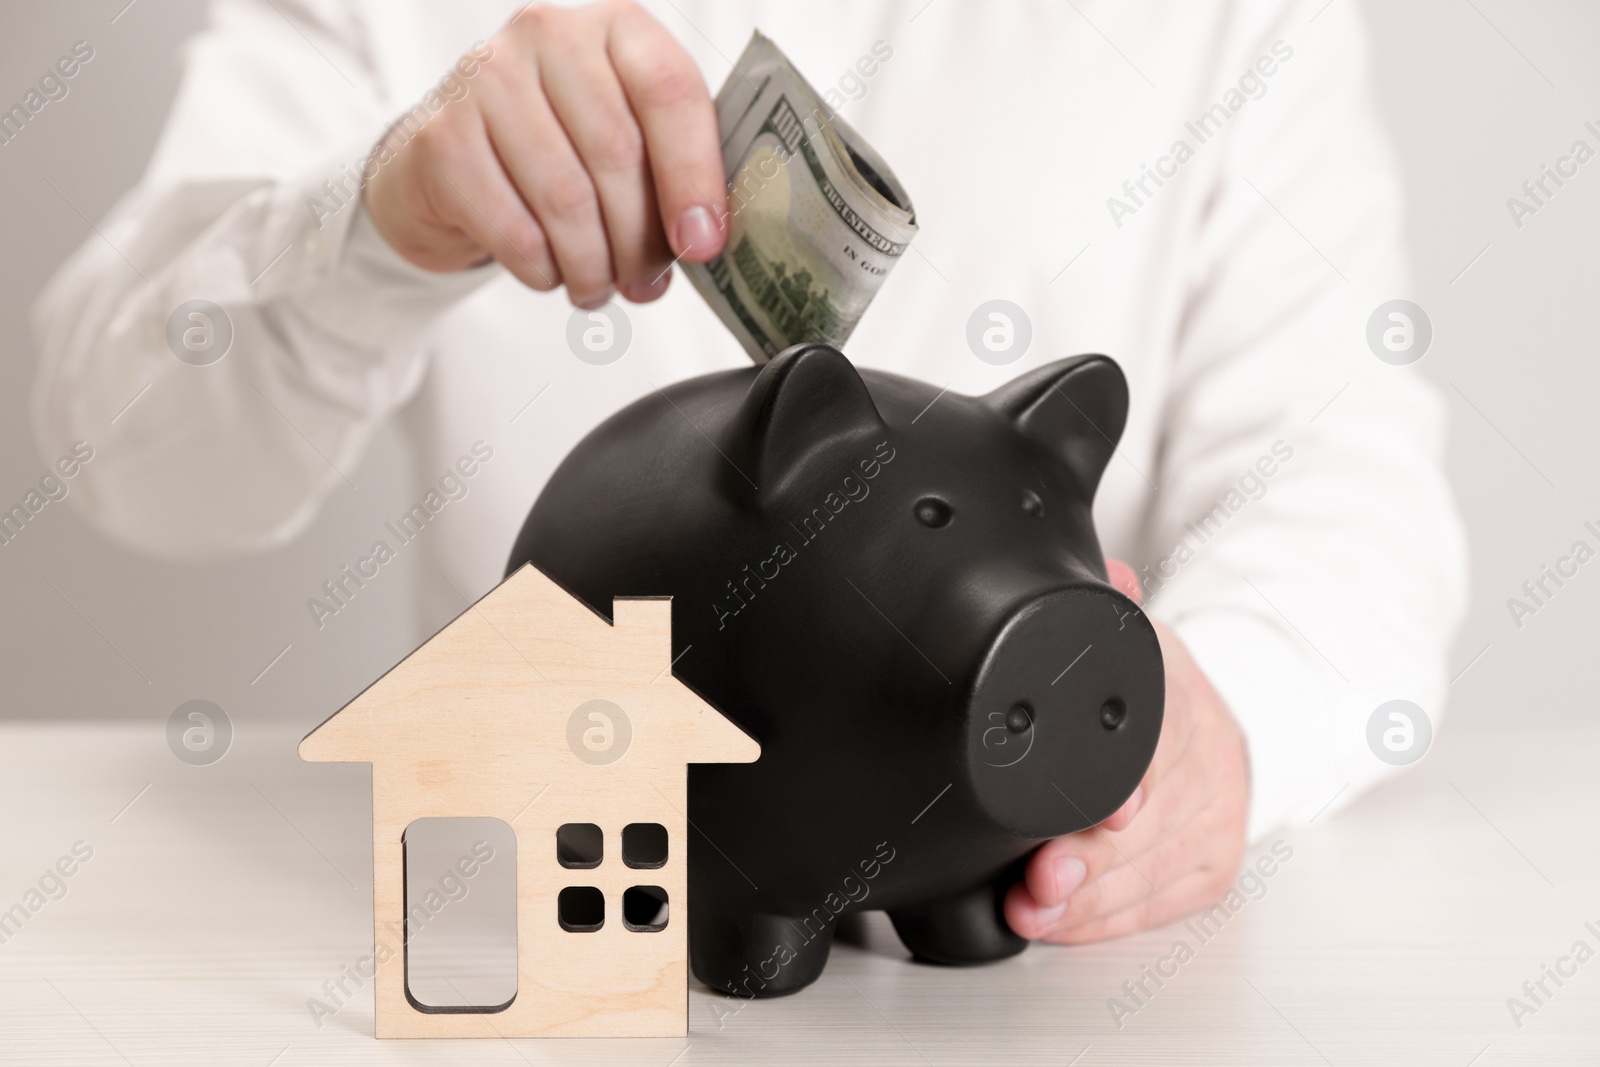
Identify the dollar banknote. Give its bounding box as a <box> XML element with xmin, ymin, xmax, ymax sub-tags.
<box><xmin>685</xmin><ymin>31</ymin><xmax>918</xmax><ymax>364</ymax></box>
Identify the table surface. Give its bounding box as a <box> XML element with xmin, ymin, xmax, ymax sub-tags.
<box><xmin>0</xmin><ymin>718</ymin><xmax>1595</xmax><ymax>1067</ymax></box>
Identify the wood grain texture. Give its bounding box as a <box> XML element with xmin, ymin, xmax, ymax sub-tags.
<box><xmin>298</xmin><ymin>564</ymin><xmax>759</xmax><ymax>1038</ymax></box>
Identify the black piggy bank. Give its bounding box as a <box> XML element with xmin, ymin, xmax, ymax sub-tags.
<box><xmin>507</xmin><ymin>344</ymin><xmax>1163</xmax><ymax>997</ymax></box>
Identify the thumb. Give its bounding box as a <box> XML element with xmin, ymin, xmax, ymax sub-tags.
<box><xmin>1105</xmin><ymin>557</ymin><xmax>1142</xmax><ymax>605</ymax></box>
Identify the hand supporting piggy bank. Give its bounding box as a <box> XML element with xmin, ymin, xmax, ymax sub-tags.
<box><xmin>508</xmin><ymin>344</ymin><xmax>1163</xmax><ymax>997</ymax></box>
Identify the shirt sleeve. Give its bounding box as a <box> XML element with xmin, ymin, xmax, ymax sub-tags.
<box><xmin>1140</xmin><ymin>4</ymin><xmax>1469</xmax><ymax>842</ymax></box>
<box><xmin>29</xmin><ymin>0</ymin><xmax>498</xmax><ymax>560</ymax></box>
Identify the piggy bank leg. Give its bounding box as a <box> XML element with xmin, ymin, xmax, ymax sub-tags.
<box><xmin>692</xmin><ymin>907</ymin><xmax>837</xmax><ymax>998</ymax></box>
<box><xmin>887</xmin><ymin>874</ymin><xmax>1027</xmax><ymax>965</ymax></box>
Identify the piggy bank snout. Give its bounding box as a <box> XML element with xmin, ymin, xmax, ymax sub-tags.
<box><xmin>964</xmin><ymin>585</ymin><xmax>1164</xmax><ymax>841</ymax></box>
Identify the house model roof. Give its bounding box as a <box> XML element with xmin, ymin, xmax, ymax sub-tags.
<box><xmin>299</xmin><ymin>563</ymin><xmax>759</xmax><ymax>774</ymax></box>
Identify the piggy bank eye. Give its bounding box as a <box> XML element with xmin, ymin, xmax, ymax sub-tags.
<box><xmin>1021</xmin><ymin>489</ymin><xmax>1045</xmax><ymax>518</ymax></box>
<box><xmin>914</xmin><ymin>496</ymin><xmax>952</xmax><ymax>528</ymax></box>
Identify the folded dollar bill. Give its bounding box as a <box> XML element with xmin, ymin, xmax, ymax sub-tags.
<box><xmin>685</xmin><ymin>31</ymin><xmax>918</xmax><ymax>363</ymax></box>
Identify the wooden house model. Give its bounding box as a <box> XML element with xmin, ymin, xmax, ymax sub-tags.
<box><xmin>299</xmin><ymin>563</ymin><xmax>759</xmax><ymax>1038</ymax></box>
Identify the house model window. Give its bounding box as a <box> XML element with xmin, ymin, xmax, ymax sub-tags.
<box><xmin>555</xmin><ymin>822</ymin><xmax>670</xmax><ymax>933</ymax></box>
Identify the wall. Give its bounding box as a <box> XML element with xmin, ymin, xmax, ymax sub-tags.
<box><xmin>0</xmin><ymin>0</ymin><xmax>1594</xmax><ymax>732</ymax></box>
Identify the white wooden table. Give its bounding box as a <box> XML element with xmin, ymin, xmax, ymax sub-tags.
<box><xmin>1</xmin><ymin>718</ymin><xmax>1595</xmax><ymax>1066</ymax></box>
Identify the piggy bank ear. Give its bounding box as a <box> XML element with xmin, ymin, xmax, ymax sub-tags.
<box><xmin>985</xmin><ymin>355</ymin><xmax>1129</xmax><ymax>496</ymax></box>
<box><xmin>728</xmin><ymin>343</ymin><xmax>887</xmax><ymax>501</ymax></box>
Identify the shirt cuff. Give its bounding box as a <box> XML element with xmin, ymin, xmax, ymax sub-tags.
<box><xmin>292</xmin><ymin>185</ymin><xmax>501</xmax><ymax>356</ymax></box>
<box><xmin>1168</xmin><ymin>608</ymin><xmax>1381</xmax><ymax>843</ymax></box>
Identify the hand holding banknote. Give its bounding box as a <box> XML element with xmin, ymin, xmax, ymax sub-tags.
<box><xmin>363</xmin><ymin>5</ymin><xmax>914</xmax><ymax>358</ymax></box>
<box><xmin>362</xmin><ymin>0</ymin><xmax>730</xmax><ymax>309</ymax></box>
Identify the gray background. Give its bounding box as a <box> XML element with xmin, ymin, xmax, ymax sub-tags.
<box><xmin>1</xmin><ymin>0</ymin><xmax>1595</xmax><ymax>739</ymax></box>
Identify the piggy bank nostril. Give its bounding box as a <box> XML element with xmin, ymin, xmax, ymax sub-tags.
<box><xmin>1100</xmin><ymin>697</ymin><xmax>1127</xmax><ymax>731</ymax></box>
<box><xmin>1021</xmin><ymin>489</ymin><xmax>1045</xmax><ymax>518</ymax></box>
<box><xmin>1005</xmin><ymin>703</ymin><xmax>1032</xmax><ymax>733</ymax></box>
<box><xmin>914</xmin><ymin>496</ymin><xmax>952</xmax><ymax>528</ymax></box>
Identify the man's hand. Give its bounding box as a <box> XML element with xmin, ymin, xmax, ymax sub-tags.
<box><xmin>364</xmin><ymin>0</ymin><xmax>728</xmax><ymax>308</ymax></box>
<box><xmin>1004</xmin><ymin>560</ymin><xmax>1250</xmax><ymax>943</ymax></box>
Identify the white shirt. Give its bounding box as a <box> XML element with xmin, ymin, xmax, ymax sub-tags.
<box><xmin>29</xmin><ymin>0</ymin><xmax>1467</xmax><ymax>842</ymax></box>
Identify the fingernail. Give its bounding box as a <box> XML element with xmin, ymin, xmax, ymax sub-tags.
<box><xmin>621</xmin><ymin>272</ymin><xmax>670</xmax><ymax>303</ymax></box>
<box><xmin>1051</xmin><ymin>856</ymin><xmax>1087</xmax><ymax>902</ymax></box>
<box><xmin>1035</xmin><ymin>902</ymin><xmax>1068</xmax><ymax>930</ymax></box>
<box><xmin>575</xmin><ymin>286</ymin><xmax>613</xmax><ymax>310</ymax></box>
<box><xmin>674</xmin><ymin>204</ymin><xmax>722</xmax><ymax>259</ymax></box>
